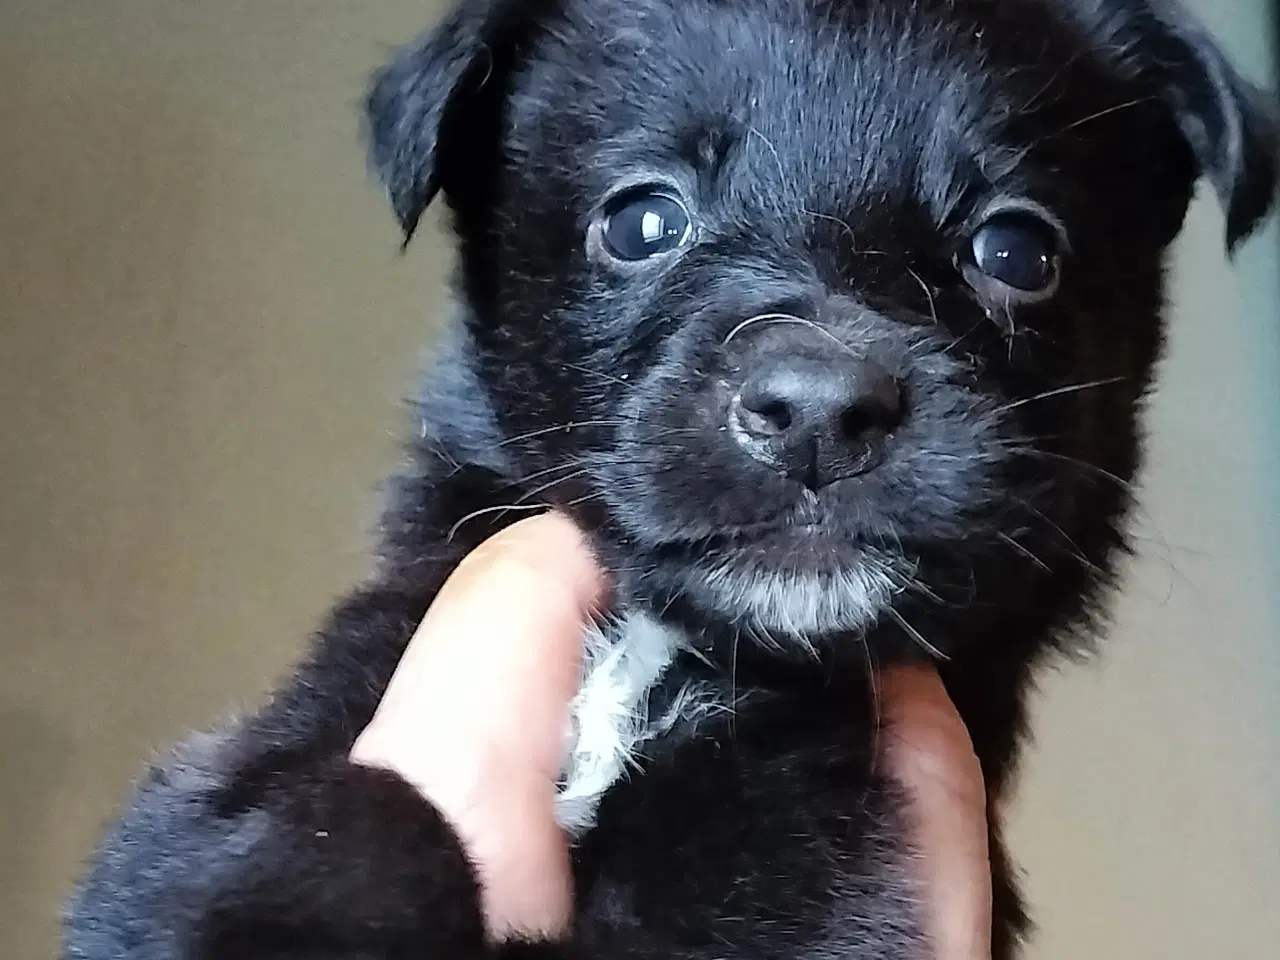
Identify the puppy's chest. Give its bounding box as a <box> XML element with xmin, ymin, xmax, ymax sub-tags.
<box><xmin>555</xmin><ymin>616</ymin><xmax>919</xmax><ymax>958</ymax></box>
<box><xmin>554</xmin><ymin>611</ymin><xmax>724</xmax><ymax>835</ymax></box>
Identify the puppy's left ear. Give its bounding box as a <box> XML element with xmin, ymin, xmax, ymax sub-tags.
<box><xmin>1102</xmin><ymin>0</ymin><xmax>1280</xmax><ymax>251</ymax></box>
<box><xmin>364</xmin><ymin>0</ymin><xmax>533</xmax><ymax>242</ymax></box>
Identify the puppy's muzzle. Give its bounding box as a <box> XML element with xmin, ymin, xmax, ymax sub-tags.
<box><xmin>726</xmin><ymin>322</ymin><xmax>905</xmax><ymax>490</ymax></box>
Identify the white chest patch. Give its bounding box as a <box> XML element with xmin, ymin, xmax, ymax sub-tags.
<box><xmin>553</xmin><ymin>611</ymin><xmax>721</xmax><ymax>836</ymax></box>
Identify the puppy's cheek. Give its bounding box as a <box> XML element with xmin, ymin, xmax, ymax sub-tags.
<box><xmin>854</xmin><ymin>375</ymin><xmax>1006</xmax><ymax>534</ymax></box>
<box><xmin>602</xmin><ymin>428</ymin><xmax>778</xmax><ymax>544</ymax></box>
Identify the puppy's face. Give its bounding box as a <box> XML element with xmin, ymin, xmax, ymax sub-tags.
<box><xmin>370</xmin><ymin>0</ymin><xmax>1276</xmax><ymax>657</ymax></box>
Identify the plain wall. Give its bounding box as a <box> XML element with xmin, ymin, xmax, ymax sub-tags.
<box><xmin>0</xmin><ymin>2</ymin><xmax>1275</xmax><ymax>958</ymax></box>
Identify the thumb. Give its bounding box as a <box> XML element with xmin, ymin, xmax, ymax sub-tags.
<box><xmin>364</xmin><ymin>511</ymin><xmax>608</xmax><ymax>789</ymax></box>
<box><xmin>351</xmin><ymin>512</ymin><xmax>607</xmax><ymax>942</ymax></box>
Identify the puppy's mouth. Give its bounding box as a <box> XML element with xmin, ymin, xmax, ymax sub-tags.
<box><xmin>718</xmin><ymin>526</ymin><xmax>885</xmax><ymax>579</ymax></box>
<box><xmin>642</xmin><ymin>493</ymin><xmax>906</xmax><ymax>639</ymax></box>
<box><xmin>704</xmin><ymin>485</ymin><xmax>888</xmax><ymax>555</ymax></box>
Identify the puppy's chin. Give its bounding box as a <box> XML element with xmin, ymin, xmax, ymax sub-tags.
<box><xmin>673</xmin><ymin>542</ymin><xmax>905</xmax><ymax>639</ymax></box>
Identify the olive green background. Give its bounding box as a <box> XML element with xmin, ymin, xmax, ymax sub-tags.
<box><xmin>1</xmin><ymin>2</ymin><xmax>1276</xmax><ymax>958</ymax></box>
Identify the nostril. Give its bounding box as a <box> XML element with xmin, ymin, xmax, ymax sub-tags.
<box><xmin>840</xmin><ymin>384</ymin><xmax>905</xmax><ymax>440</ymax></box>
<box><xmin>746</xmin><ymin>398</ymin><xmax>793</xmax><ymax>434</ymax></box>
<box><xmin>738</xmin><ymin>387</ymin><xmax>795</xmax><ymax>436</ymax></box>
<box><xmin>840</xmin><ymin>405</ymin><xmax>879</xmax><ymax>441</ymax></box>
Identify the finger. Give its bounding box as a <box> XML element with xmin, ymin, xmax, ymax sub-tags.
<box><xmin>359</xmin><ymin>511</ymin><xmax>609</xmax><ymax>788</ymax></box>
<box><xmin>878</xmin><ymin>665</ymin><xmax>992</xmax><ymax>960</ymax></box>
<box><xmin>351</xmin><ymin>512</ymin><xmax>607</xmax><ymax>941</ymax></box>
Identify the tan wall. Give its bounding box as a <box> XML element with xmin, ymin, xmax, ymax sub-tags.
<box><xmin>0</xmin><ymin>3</ymin><xmax>1275</xmax><ymax>959</ymax></box>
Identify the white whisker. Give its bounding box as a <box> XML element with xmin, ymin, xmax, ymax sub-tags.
<box><xmin>993</xmin><ymin>377</ymin><xmax>1126</xmax><ymax>416</ymax></box>
<box><xmin>446</xmin><ymin>503</ymin><xmax>547</xmax><ymax>542</ymax></box>
<box><xmin>883</xmin><ymin>607</ymin><xmax>949</xmax><ymax>661</ymax></box>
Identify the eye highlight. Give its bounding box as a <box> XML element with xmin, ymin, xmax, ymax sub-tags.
<box><xmin>965</xmin><ymin>211</ymin><xmax>1062</xmax><ymax>296</ymax></box>
<box><xmin>600</xmin><ymin>188</ymin><xmax>692</xmax><ymax>261</ymax></box>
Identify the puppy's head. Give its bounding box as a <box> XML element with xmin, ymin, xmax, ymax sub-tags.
<box><xmin>368</xmin><ymin>0</ymin><xmax>1277</xmax><ymax>659</ymax></box>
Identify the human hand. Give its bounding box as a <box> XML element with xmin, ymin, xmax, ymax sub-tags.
<box><xmin>351</xmin><ymin>512</ymin><xmax>992</xmax><ymax>957</ymax></box>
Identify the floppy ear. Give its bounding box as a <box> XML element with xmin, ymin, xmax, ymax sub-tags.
<box><xmin>1097</xmin><ymin>0</ymin><xmax>1280</xmax><ymax>251</ymax></box>
<box><xmin>364</xmin><ymin>0</ymin><xmax>532</xmax><ymax>241</ymax></box>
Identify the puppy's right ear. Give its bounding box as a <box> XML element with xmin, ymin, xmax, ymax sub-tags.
<box><xmin>1092</xmin><ymin>0</ymin><xmax>1280</xmax><ymax>252</ymax></box>
<box><xmin>365</xmin><ymin>0</ymin><xmax>528</xmax><ymax>242</ymax></box>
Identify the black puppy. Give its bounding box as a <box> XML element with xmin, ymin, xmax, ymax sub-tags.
<box><xmin>64</xmin><ymin>1</ymin><xmax>1278</xmax><ymax>958</ymax></box>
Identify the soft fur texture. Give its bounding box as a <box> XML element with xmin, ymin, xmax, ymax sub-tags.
<box><xmin>64</xmin><ymin>1</ymin><xmax>1278</xmax><ymax>958</ymax></box>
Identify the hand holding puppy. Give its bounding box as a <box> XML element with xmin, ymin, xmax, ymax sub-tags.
<box><xmin>352</xmin><ymin>512</ymin><xmax>991</xmax><ymax>958</ymax></box>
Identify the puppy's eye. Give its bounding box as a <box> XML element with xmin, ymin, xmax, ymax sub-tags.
<box><xmin>969</xmin><ymin>213</ymin><xmax>1060</xmax><ymax>292</ymax></box>
<box><xmin>601</xmin><ymin>190</ymin><xmax>692</xmax><ymax>260</ymax></box>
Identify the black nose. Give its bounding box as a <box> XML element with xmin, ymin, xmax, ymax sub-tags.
<box><xmin>730</xmin><ymin>352</ymin><xmax>904</xmax><ymax>489</ymax></box>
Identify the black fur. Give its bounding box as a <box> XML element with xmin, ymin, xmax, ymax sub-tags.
<box><xmin>64</xmin><ymin>1</ymin><xmax>1278</xmax><ymax>958</ymax></box>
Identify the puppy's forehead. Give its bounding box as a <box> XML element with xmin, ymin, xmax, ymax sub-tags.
<box><xmin>513</xmin><ymin>0</ymin><xmax>1109</xmax><ymax>211</ymax></box>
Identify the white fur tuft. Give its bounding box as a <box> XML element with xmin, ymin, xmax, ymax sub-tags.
<box><xmin>554</xmin><ymin>613</ymin><xmax>717</xmax><ymax>836</ymax></box>
<box><xmin>698</xmin><ymin>561</ymin><xmax>902</xmax><ymax>638</ymax></box>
